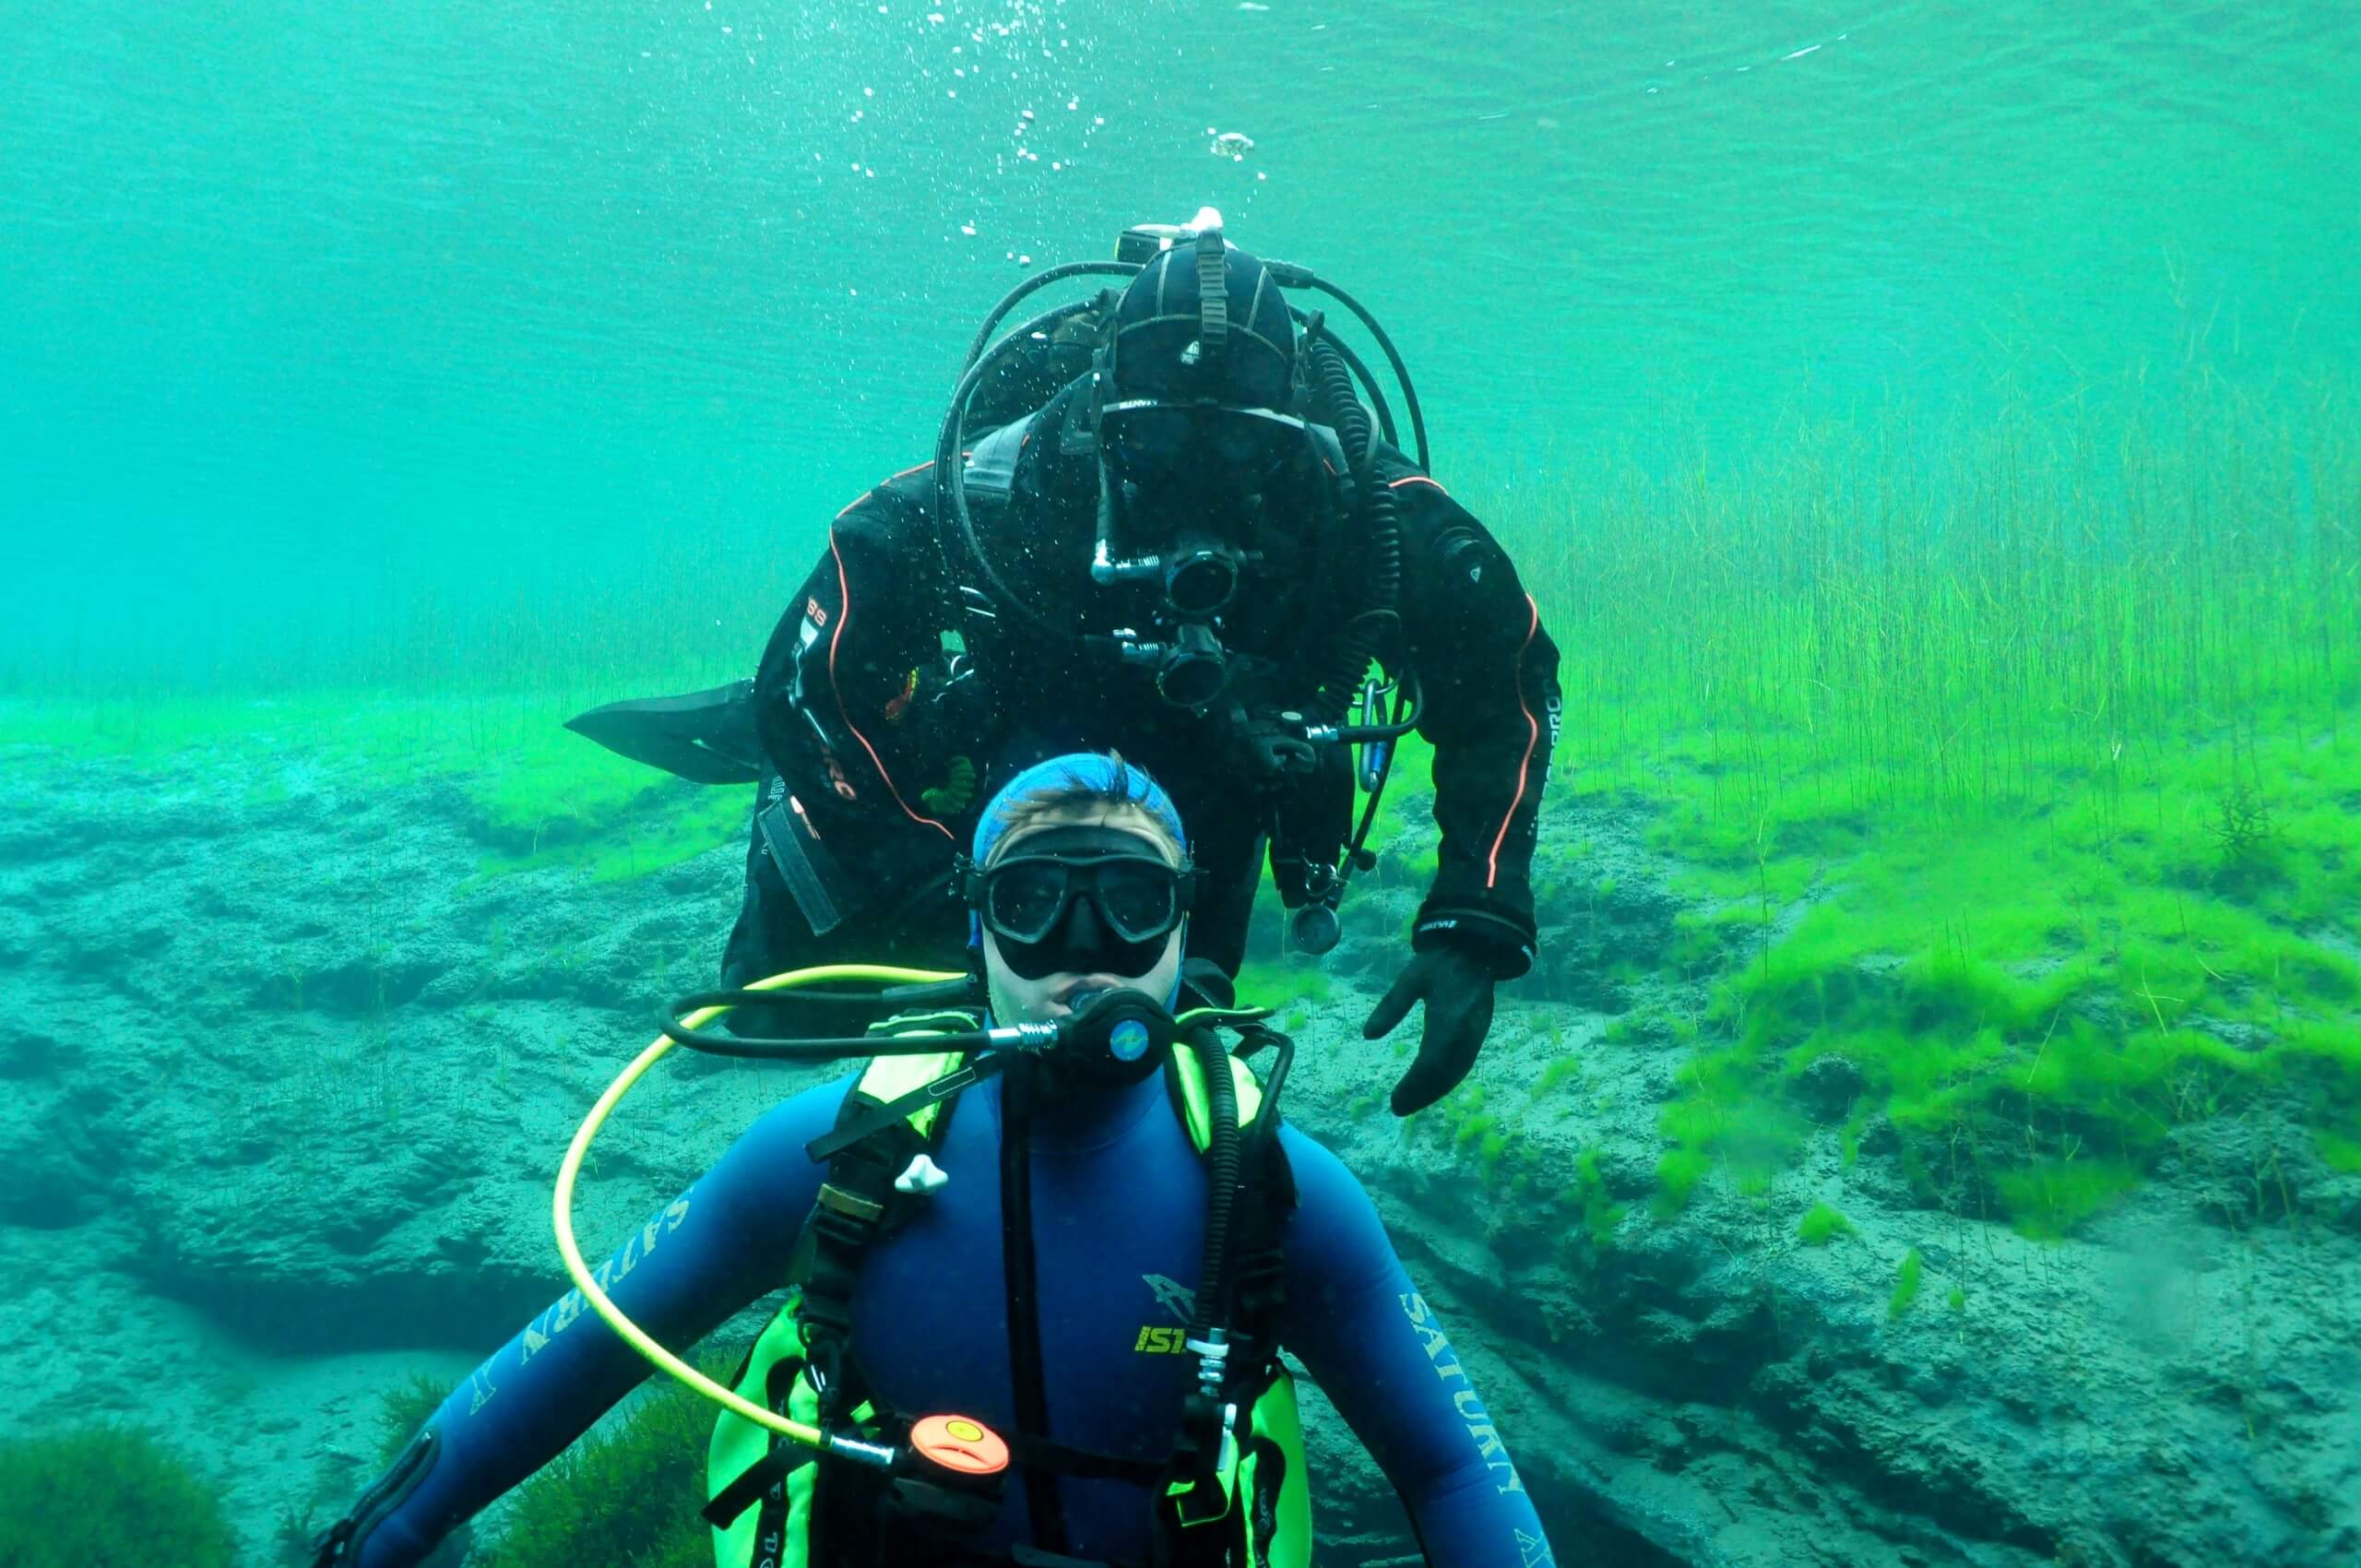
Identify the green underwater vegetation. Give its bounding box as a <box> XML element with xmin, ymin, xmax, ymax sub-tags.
<box><xmin>1890</xmin><ymin>1248</ymin><xmax>1925</xmax><ymax>1318</ymax></box>
<box><xmin>0</xmin><ymin>684</ymin><xmax>758</xmax><ymax>885</ymax></box>
<box><xmin>1529</xmin><ymin>1052</ymin><xmax>1586</xmax><ymax>1099</ymax></box>
<box><xmin>272</xmin><ymin>1375</ymin><xmax>475</xmax><ymax>1567</ymax></box>
<box><xmin>4</xmin><ymin>380</ymin><xmax>2353</xmax><ymax>1253</ymax></box>
<box><xmin>1797</xmin><ymin>1200</ymin><xmax>1856</xmax><ymax>1246</ymax></box>
<box><xmin>1232</xmin><ymin>955</ymin><xmax>1335</xmax><ymax>1016</ymax></box>
<box><xmin>1555</xmin><ymin>1149</ymin><xmax>1629</xmax><ymax>1252</ymax></box>
<box><xmin>0</xmin><ymin>1424</ymin><xmax>240</xmax><ymax>1568</ymax></box>
<box><xmin>472</xmin><ymin>1369</ymin><xmax>731</xmax><ymax>1568</ymax></box>
<box><xmin>1482</xmin><ymin>384</ymin><xmax>2361</xmax><ymax>1240</ymax></box>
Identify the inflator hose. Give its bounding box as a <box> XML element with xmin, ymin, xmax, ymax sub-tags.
<box><xmin>552</xmin><ymin>964</ymin><xmax>966</xmax><ymax>1455</ymax></box>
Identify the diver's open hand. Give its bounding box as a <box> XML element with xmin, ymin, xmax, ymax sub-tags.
<box><xmin>1362</xmin><ymin>944</ymin><xmax>1497</xmax><ymax>1115</ymax></box>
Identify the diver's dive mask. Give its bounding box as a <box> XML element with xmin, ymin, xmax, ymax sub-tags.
<box><xmin>1089</xmin><ymin>398</ymin><xmax>1320</xmax><ymax>706</ymax></box>
<box><xmin>1101</xmin><ymin>399</ymin><xmax>1309</xmax><ymax>494</ymax></box>
<box><xmin>960</xmin><ymin>824</ymin><xmax>1197</xmax><ymax>981</ymax></box>
<box><xmin>1094</xmin><ymin>402</ymin><xmax>1313</xmax><ymax>602</ymax></box>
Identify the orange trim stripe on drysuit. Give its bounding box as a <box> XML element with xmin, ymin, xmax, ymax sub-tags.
<box><xmin>825</xmin><ymin>483</ymin><xmax>955</xmax><ymax>842</ymax></box>
<box><xmin>1485</xmin><ymin>594</ymin><xmax>1542</xmax><ymax>887</ymax></box>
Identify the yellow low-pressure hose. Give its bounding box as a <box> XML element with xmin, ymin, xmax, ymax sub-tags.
<box><xmin>552</xmin><ymin>964</ymin><xmax>966</xmax><ymax>1449</ymax></box>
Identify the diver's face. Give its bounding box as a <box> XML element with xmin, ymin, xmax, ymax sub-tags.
<box><xmin>980</xmin><ymin>806</ymin><xmax>1187</xmax><ymax>1028</ymax></box>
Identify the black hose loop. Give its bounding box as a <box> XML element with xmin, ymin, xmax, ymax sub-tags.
<box><xmin>1300</xmin><ymin>335</ymin><xmax>1402</xmax><ymax>727</ymax></box>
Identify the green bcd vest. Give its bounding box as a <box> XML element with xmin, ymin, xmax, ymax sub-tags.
<box><xmin>706</xmin><ymin>1019</ymin><xmax>1312</xmax><ymax>1568</ymax></box>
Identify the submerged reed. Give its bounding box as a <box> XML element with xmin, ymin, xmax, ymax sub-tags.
<box><xmin>1488</xmin><ymin>380</ymin><xmax>2355</xmax><ymax>834</ymax></box>
<box><xmin>1478</xmin><ymin>374</ymin><xmax>2358</xmax><ymax>1238</ymax></box>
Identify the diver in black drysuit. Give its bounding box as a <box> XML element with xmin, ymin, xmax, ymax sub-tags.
<box><xmin>720</xmin><ymin>225</ymin><xmax>1561</xmax><ymax>1115</ymax></box>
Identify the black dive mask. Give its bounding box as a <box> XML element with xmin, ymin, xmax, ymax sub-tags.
<box><xmin>1102</xmin><ymin>400</ymin><xmax>1307</xmax><ymax>495</ymax></box>
<box><xmin>1090</xmin><ymin>400</ymin><xmax>1318</xmax><ymax>708</ymax></box>
<box><xmin>963</xmin><ymin>825</ymin><xmax>1196</xmax><ymax>981</ymax></box>
<box><xmin>1094</xmin><ymin>400</ymin><xmax>1311</xmax><ymax>611</ymax></box>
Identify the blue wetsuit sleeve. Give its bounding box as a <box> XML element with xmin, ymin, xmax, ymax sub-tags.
<box><xmin>1275</xmin><ymin>1126</ymin><xmax>1558</xmax><ymax>1568</ymax></box>
<box><xmin>350</xmin><ymin>1077</ymin><xmax>849</xmax><ymax>1568</ymax></box>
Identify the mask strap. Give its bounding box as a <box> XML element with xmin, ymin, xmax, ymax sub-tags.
<box><xmin>1194</xmin><ymin>226</ymin><xmax>1228</xmax><ymax>383</ymax></box>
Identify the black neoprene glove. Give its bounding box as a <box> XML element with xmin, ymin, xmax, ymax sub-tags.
<box><xmin>1362</xmin><ymin>943</ymin><xmax>1499</xmax><ymax>1115</ymax></box>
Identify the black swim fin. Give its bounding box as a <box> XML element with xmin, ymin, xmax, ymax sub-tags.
<box><xmin>563</xmin><ymin>678</ymin><xmax>765</xmax><ymax>785</ymax></box>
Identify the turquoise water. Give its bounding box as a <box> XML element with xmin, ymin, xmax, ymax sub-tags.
<box><xmin>6</xmin><ymin>0</ymin><xmax>2355</xmax><ymax>690</ymax></box>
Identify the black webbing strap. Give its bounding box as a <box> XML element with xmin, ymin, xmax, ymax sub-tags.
<box><xmin>704</xmin><ymin>1441</ymin><xmax>815</xmax><ymax>1528</ymax></box>
<box><xmin>794</xmin><ymin>1179</ymin><xmax>882</xmax><ymax>1352</ymax></box>
<box><xmin>756</xmin><ymin>792</ymin><xmax>846</xmax><ymax>935</ymax></box>
<box><xmin>790</xmin><ymin>1088</ymin><xmax>928</xmax><ymax>1402</ymax></box>
<box><xmin>1231</xmin><ymin>1120</ymin><xmax>1298</xmax><ymax>1337</ymax></box>
<box><xmin>1007</xmin><ymin>1433</ymin><xmax>1169</xmax><ymax>1485</ymax></box>
<box><xmin>1000</xmin><ymin>1058</ymin><xmax>1070</xmax><ymax>1555</ymax></box>
<box><xmin>806</xmin><ymin>1052</ymin><xmax>1008</xmax><ymax>1164</ymax></box>
<box><xmin>706</xmin><ymin>1351</ymin><xmax>820</xmax><ymax>1531</ymax></box>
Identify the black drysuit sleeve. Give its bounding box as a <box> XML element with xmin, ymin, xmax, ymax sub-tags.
<box><xmin>1386</xmin><ymin>470</ymin><xmax>1562</xmax><ymax>977</ymax></box>
<box><xmin>750</xmin><ymin>472</ymin><xmax>966</xmax><ymax>849</ymax></box>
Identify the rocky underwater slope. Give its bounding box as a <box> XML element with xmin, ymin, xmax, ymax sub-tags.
<box><xmin>3</xmin><ymin>727</ymin><xmax>2356</xmax><ymax>1567</ymax></box>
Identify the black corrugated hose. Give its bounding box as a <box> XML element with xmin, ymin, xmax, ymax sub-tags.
<box><xmin>1302</xmin><ymin>333</ymin><xmax>1402</xmax><ymax>727</ymax></box>
<box><xmin>1186</xmin><ymin>1027</ymin><xmax>1242</xmax><ymax>1341</ymax></box>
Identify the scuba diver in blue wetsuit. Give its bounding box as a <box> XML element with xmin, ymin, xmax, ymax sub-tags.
<box><xmin>312</xmin><ymin>754</ymin><xmax>1559</xmax><ymax>1568</ymax></box>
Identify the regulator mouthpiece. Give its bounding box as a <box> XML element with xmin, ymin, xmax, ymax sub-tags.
<box><xmin>1060</xmin><ymin>988</ymin><xmax>1178</xmax><ymax>1065</ymax></box>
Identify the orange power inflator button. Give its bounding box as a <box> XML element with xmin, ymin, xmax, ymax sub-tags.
<box><xmin>910</xmin><ymin>1413</ymin><xmax>1012</xmax><ymax>1475</ymax></box>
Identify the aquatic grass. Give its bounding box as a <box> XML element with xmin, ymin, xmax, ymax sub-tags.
<box><xmin>1490</xmin><ymin>383</ymin><xmax>2357</xmax><ymax>837</ymax></box>
<box><xmin>1654</xmin><ymin>792</ymin><xmax>2358</xmax><ymax>1235</ymax></box>
<box><xmin>1472</xmin><ymin>374</ymin><xmax>2360</xmax><ymax>1236</ymax></box>
<box><xmin>1232</xmin><ymin>956</ymin><xmax>1335</xmax><ymax>1013</ymax></box>
<box><xmin>0</xmin><ymin>686</ymin><xmax>758</xmax><ymax>885</ymax></box>
<box><xmin>471</xmin><ymin>775</ymin><xmax>750</xmax><ymax>885</ymax></box>
<box><xmin>1553</xmin><ymin>1149</ymin><xmax>1628</xmax><ymax>1252</ymax></box>
<box><xmin>0</xmin><ymin>1425</ymin><xmax>239</xmax><ymax>1568</ymax></box>
<box><xmin>1797</xmin><ymin>1200</ymin><xmax>1854</xmax><ymax>1246</ymax></box>
<box><xmin>472</xmin><ymin>1357</ymin><xmax>745</xmax><ymax>1568</ymax></box>
<box><xmin>1889</xmin><ymin>1248</ymin><xmax>1924</xmax><ymax>1317</ymax></box>
<box><xmin>1652</xmin><ymin>1147</ymin><xmax>1714</xmax><ymax>1219</ymax></box>
<box><xmin>2316</xmin><ymin>1132</ymin><xmax>2361</xmax><ymax>1175</ymax></box>
<box><xmin>1992</xmin><ymin>1158</ymin><xmax>2145</xmax><ymax>1242</ymax></box>
<box><xmin>1530</xmin><ymin>1053</ymin><xmax>1584</xmax><ymax>1099</ymax></box>
<box><xmin>1413</xmin><ymin>1081</ymin><xmax>1533</xmax><ymax>1183</ymax></box>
